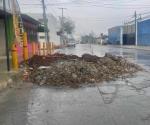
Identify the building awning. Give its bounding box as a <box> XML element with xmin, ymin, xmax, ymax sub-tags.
<box><xmin>21</xmin><ymin>14</ymin><xmax>40</xmax><ymax>25</ymax></box>
<box><xmin>0</xmin><ymin>9</ymin><xmax>11</xmax><ymax>19</ymax></box>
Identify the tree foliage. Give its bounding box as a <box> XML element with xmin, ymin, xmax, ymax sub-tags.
<box><xmin>59</xmin><ymin>17</ymin><xmax>75</xmax><ymax>35</ymax></box>
<box><xmin>81</xmin><ymin>32</ymin><xmax>96</xmax><ymax>44</ymax></box>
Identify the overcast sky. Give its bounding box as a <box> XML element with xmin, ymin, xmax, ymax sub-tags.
<box><xmin>18</xmin><ymin>0</ymin><xmax>150</xmax><ymax>36</ymax></box>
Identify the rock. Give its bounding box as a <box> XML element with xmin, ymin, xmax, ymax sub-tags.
<box><xmin>90</xmin><ymin>78</ymin><xmax>96</xmax><ymax>83</ymax></box>
<box><xmin>72</xmin><ymin>73</ymin><xmax>77</xmax><ymax>79</ymax></box>
<box><xmin>105</xmin><ymin>53</ymin><xmax>119</xmax><ymax>61</ymax></box>
<box><xmin>7</xmin><ymin>78</ymin><xmax>13</xmax><ymax>85</ymax></box>
<box><xmin>82</xmin><ymin>54</ymin><xmax>100</xmax><ymax>62</ymax></box>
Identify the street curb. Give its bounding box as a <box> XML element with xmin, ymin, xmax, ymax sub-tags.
<box><xmin>111</xmin><ymin>45</ymin><xmax>150</xmax><ymax>51</ymax></box>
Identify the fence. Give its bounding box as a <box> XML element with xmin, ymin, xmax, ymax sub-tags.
<box><xmin>15</xmin><ymin>42</ymin><xmax>54</xmax><ymax>63</ymax></box>
<box><xmin>11</xmin><ymin>41</ymin><xmax>55</xmax><ymax>70</ymax></box>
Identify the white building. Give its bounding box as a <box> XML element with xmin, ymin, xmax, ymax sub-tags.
<box><xmin>38</xmin><ymin>32</ymin><xmax>46</xmax><ymax>43</ymax></box>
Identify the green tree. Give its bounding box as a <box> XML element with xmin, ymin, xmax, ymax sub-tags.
<box><xmin>59</xmin><ymin>17</ymin><xmax>75</xmax><ymax>35</ymax></box>
<box><xmin>63</xmin><ymin>17</ymin><xmax>75</xmax><ymax>34</ymax></box>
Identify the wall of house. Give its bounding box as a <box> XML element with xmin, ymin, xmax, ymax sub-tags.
<box><xmin>0</xmin><ymin>13</ymin><xmax>15</xmax><ymax>71</ymax></box>
<box><xmin>0</xmin><ymin>19</ymin><xmax>7</xmax><ymax>71</ymax></box>
<box><xmin>0</xmin><ymin>19</ymin><xmax>6</xmax><ymax>56</ymax></box>
<box><xmin>23</xmin><ymin>20</ymin><xmax>38</xmax><ymax>42</ymax></box>
<box><xmin>6</xmin><ymin>15</ymin><xmax>14</xmax><ymax>48</ymax></box>
<box><xmin>16</xmin><ymin>43</ymin><xmax>39</xmax><ymax>63</ymax></box>
<box><xmin>0</xmin><ymin>0</ymin><xmax>22</xmax><ymax>71</ymax></box>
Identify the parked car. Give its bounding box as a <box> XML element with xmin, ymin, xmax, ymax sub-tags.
<box><xmin>67</xmin><ymin>40</ymin><xmax>76</xmax><ymax>47</ymax></box>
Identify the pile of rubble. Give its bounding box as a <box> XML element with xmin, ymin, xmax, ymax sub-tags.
<box><xmin>23</xmin><ymin>53</ymin><xmax>142</xmax><ymax>88</ymax></box>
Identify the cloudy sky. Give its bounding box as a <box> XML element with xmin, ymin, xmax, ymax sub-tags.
<box><xmin>18</xmin><ymin>0</ymin><xmax>150</xmax><ymax>36</ymax></box>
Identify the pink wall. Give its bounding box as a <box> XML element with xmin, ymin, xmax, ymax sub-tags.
<box><xmin>17</xmin><ymin>42</ymin><xmax>38</xmax><ymax>63</ymax></box>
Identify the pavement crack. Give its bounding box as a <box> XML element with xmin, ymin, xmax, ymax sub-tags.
<box><xmin>95</xmin><ymin>84</ymin><xmax>119</xmax><ymax>104</ymax></box>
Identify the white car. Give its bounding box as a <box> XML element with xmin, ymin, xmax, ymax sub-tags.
<box><xmin>67</xmin><ymin>40</ymin><xmax>76</xmax><ymax>47</ymax></box>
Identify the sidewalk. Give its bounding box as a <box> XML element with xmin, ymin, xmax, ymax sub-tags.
<box><xmin>0</xmin><ymin>72</ymin><xmax>10</xmax><ymax>91</ymax></box>
<box><xmin>115</xmin><ymin>45</ymin><xmax>150</xmax><ymax>51</ymax></box>
<box><xmin>0</xmin><ymin>71</ymin><xmax>23</xmax><ymax>91</ymax></box>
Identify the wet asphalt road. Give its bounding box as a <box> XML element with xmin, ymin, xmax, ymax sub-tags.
<box><xmin>1</xmin><ymin>44</ymin><xmax>150</xmax><ymax>125</ymax></box>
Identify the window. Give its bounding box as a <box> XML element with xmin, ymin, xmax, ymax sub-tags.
<box><xmin>40</xmin><ymin>36</ymin><xmax>45</xmax><ymax>39</ymax></box>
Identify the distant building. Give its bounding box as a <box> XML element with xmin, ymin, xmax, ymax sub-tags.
<box><xmin>123</xmin><ymin>23</ymin><xmax>135</xmax><ymax>45</ymax></box>
<box><xmin>108</xmin><ymin>26</ymin><xmax>123</xmax><ymax>45</ymax></box>
<box><xmin>137</xmin><ymin>19</ymin><xmax>150</xmax><ymax>46</ymax></box>
<box><xmin>28</xmin><ymin>13</ymin><xmax>60</xmax><ymax>45</ymax></box>
<box><xmin>37</xmin><ymin>24</ymin><xmax>46</xmax><ymax>43</ymax></box>
<box><xmin>123</xmin><ymin>18</ymin><xmax>150</xmax><ymax>46</ymax></box>
<box><xmin>96</xmin><ymin>33</ymin><xmax>108</xmax><ymax>45</ymax></box>
<box><xmin>108</xmin><ymin>18</ymin><xmax>150</xmax><ymax>46</ymax></box>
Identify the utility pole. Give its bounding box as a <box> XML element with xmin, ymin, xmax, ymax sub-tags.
<box><xmin>120</xmin><ymin>26</ymin><xmax>123</xmax><ymax>46</ymax></box>
<box><xmin>3</xmin><ymin>0</ymin><xmax>10</xmax><ymax>71</ymax></box>
<box><xmin>59</xmin><ymin>8</ymin><xmax>67</xmax><ymax>45</ymax></box>
<box><xmin>135</xmin><ymin>11</ymin><xmax>138</xmax><ymax>46</ymax></box>
<box><xmin>41</xmin><ymin>0</ymin><xmax>49</xmax><ymax>42</ymax></box>
<box><xmin>59</xmin><ymin>8</ymin><xmax>67</xmax><ymax>29</ymax></box>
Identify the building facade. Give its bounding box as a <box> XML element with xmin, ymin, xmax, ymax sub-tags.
<box><xmin>123</xmin><ymin>23</ymin><xmax>135</xmax><ymax>45</ymax></box>
<box><xmin>0</xmin><ymin>0</ymin><xmax>19</xmax><ymax>71</ymax></box>
<box><xmin>108</xmin><ymin>18</ymin><xmax>150</xmax><ymax>46</ymax></box>
<box><xmin>21</xmin><ymin>14</ymin><xmax>40</xmax><ymax>43</ymax></box>
<box><xmin>123</xmin><ymin>19</ymin><xmax>150</xmax><ymax>46</ymax></box>
<box><xmin>137</xmin><ymin>19</ymin><xmax>150</xmax><ymax>46</ymax></box>
<box><xmin>108</xmin><ymin>26</ymin><xmax>123</xmax><ymax>45</ymax></box>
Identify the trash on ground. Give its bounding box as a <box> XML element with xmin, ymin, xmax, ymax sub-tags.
<box><xmin>21</xmin><ymin>53</ymin><xmax>142</xmax><ymax>88</ymax></box>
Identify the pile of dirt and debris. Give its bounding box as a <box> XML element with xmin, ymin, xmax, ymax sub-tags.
<box><xmin>22</xmin><ymin>53</ymin><xmax>142</xmax><ymax>88</ymax></box>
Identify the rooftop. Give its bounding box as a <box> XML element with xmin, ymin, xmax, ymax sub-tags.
<box><xmin>21</xmin><ymin>14</ymin><xmax>40</xmax><ymax>25</ymax></box>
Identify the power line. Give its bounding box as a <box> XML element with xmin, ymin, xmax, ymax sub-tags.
<box><xmin>43</xmin><ymin>0</ymin><xmax>150</xmax><ymax>7</ymax></box>
<box><xmin>20</xmin><ymin>1</ymin><xmax>150</xmax><ymax>9</ymax></box>
<box><xmin>20</xmin><ymin>4</ymin><xmax>41</xmax><ymax>5</ymax></box>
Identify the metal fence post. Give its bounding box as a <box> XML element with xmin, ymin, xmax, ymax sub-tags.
<box><xmin>23</xmin><ymin>32</ymin><xmax>28</xmax><ymax>61</ymax></box>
